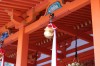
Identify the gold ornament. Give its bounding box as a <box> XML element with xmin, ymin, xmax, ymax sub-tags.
<box><xmin>67</xmin><ymin>62</ymin><xmax>83</xmax><ymax>66</ymax></box>
<box><xmin>44</xmin><ymin>26</ymin><xmax>54</xmax><ymax>39</ymax></box>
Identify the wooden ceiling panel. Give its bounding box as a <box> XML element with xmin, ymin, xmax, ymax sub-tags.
<box><xmin>55</xmin><ymin>5</ymin><xmax>91</xmax><ymax>27</ymax></box>
<box><xmin>0</xmin><ymin>0</ymin><xmax>94</xmax><ymax>65</ymax></box>
<box><xmin>0</xmin><ymin>0</ymin><xmax>46</xmax><ymax>28</ymax></box>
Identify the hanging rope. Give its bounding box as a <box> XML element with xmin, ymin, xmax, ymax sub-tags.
<box><xmin>49</xmin><ymin>13</ymin><xmax>54</xmax><ymax>23</ymax></box>
<box><xmin>75</xmin><ymin>35</ymin><xmax>78</xmax><ymax>60</ymax></box>
<box><xmin>34</xmin><ymin>51</ymin><xmax>38</xmax><ymax>66</ymax></box>
<box><xmin>49</xmin><ymin>13</ymin><xmax>57</xmax><ymax>66</ymax></box>
<box><xmin>51</xmin><ymin>28</ymin><xmax>57</xmax><ymax>66</ymax></box>
<box><xmin>68</xmin><ymin>29</ymin><xmax>83</xmax><ymax>66</ymax></box>
<box><xmin>44</xmin><ymin>13</ymin><xmax>57</xmax><ymax>66</ymax></box>
<box><xmin>74</xmin><ymin>29</ymin><xmax>78</xmax><ymax>62</ymax></box>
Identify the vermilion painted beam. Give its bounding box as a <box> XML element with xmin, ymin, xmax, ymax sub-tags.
<box><xmin>42</xmin><ymin>35</ymin><xmax>71</xmax><ymax>48</ymax></box>
<box><xmin>34</xmin><ymin>0</ymin><xmax>49</xmax><ymax>13</ymax></box>
<box><xmin>0</xmin><ymin>0</ymin><xmax>35</xmax><ymax>7</ymax></box>
<box><xmin>25</xmin><ymin>16</ymin><xmax>49</xmax><ymax>34</ymax></box>
<box><xmin>29</xmin><ymin>45</ymin><xmax>64</xmax><ymax>59</ymax></box>
<box><xmin>91</xmin><ymin>0</ymin><xmax>100</xmax><ymax>66</ymax></box>
<box><xmin>16</xmin><ymin>27</ymin><xmax>29</xmax><ymax>66</ymax></box>
<box><xmin>48</xmin><ymin>0</ymin><xmax>63</xmax><ymax>6</ymax></box>
<box><xmin>57</xmin><ymin>28</ymin><xmax>93</xmax><ymax>42</ymax></box>
<box><xmin>13</xmin><ymin>0</ymin><xmax>40</xmax><ymax>5</ymax></box>
<box><xmin>0</xmin><ymin>2</ymin><xmax>29</xmax><ymax>10</ymax></box>
<box><xmin>4</xmin><ymin>0</ymin><xmax>90</xmax><ymax>50</ymax></box>
<box><xmin>4</xmin><ymin>56</ymin><xmax>34</xmax><ymax>66</ymax></box>
<box><xmin>5</xmin><ymin>42</ymin><xmax>93</xmax><ymax>65</ymax></box>
<box><xmin>63</xmin><ymin>49</ymin><xmax>94</xmax><ymax>65</ymax></box>
<box><xmin>4</xmin><ymin>56</ymin><xmax>16</xmax><ymax>64</ymax></box>
<box><xmin>43</xmin><ymin>49</ymin><xmax>94</xmax><ymax>66</ymax></box>
<box><xmin>4</xmin><ymin>42</ymin><xmax>93</xmax><ymax>65</ymax></box>
<box><xmin>37</xmin><ymin>57</ymin><xmax>51</xmax><ymax>64</ymax></box>
<box><xmin>33</xmin><ymin>43</ymin><xmax>93</xmax><ymax>64</ymax></box>
<box><xmin>0</xmin><ymin>0</ymin><xmax>48</xmax><ymax>33</ymax></box>
<box><xmin>4</xmin><ymin>32</ymin><xmax>18</xmax><ymax>45</ymax></box>
<box><xmin>66</xmin><ymin>43</ymin><xmax>93</xmax><ymax>54</ymax></box>
<box><xmin>4</xmin><ymin>49</ymin><xmax>94</xmax><ymax>66</ymax></box>
<box><xmin>0</xmin><ymin>21</ymin><xmax>14</xmax><ymax>33</ymax></box>
<box><xmin>25</xmin><ymin>0</ymin><xmax>90</xmax><ymax>34</ymax></box>
<box><xmin>2</xmin><ymin>0</ymin><xmax>89</xmax><ymax>64</ymax></box>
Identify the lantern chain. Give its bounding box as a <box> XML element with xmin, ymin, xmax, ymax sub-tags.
<box><xmin>75</xmin><ymin>29</ymin><xmax>78</xmax><ymax>61</ymax></box>
<box><xmin>49</xmin><ymin>13</ymin><xmax>54</xmax><ymax>23</ymax></box>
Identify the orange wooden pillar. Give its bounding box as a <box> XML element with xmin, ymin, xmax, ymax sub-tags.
<box><xmin>16</xmin><ymin>27</ymin><xmax>29</xmax><ymax>66</ymax></box>
<box><xmin>91</xmin><ymin>0</ymin><xmax>100</xmax><ymax>66</ymax></box>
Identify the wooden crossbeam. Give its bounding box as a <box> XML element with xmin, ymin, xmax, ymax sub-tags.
<box><xmin>5</xmin><ymin>56</ymin><xmax>34</xmax><ymax>66</ymax></box>
<box><xmin>66</xmin><ymin>43</ymin><xmax>93</xmax><ymax>54</ymax></box>
<box><xmin>36</xmin><ymin>43</ymin><xmax>93</xmax><ymax>64</ymax></box>
<box><xmin>29</xmin><ymin>45</ymin><xmax>64</xmax><ymax>59</ymax></box>
<box><xmin>63</xmin><ymin>49</ymin><xmax>94</xmax><ymax>64</ymax></box>
<box><xmin>5</xmin><ymin>43</ymin><xmax>93</xmax><ymax>65</ymax></box>
<box><xmin>57</xmin><ymin>28</ymin><xmax>93</xmax><ymax>42</ymax></box>
<box><xmin>0</xmin><ymin>0</ymin><xmax>49</xmax><ymax>33</ymax></box>
<box><xmin>43</xmin><ymin>49</ymin><xmax>94</xmax><ymax>66</ymax></box>
<box><xmin>4</xmin><ymin>0</ymin><xmax>90</xmax><ymax>45</ymax></box>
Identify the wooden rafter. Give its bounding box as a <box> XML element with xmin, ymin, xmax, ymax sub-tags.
<box><xmin>3</xmin><ymin>0</ymin><xmax>90</xmax><ymax>45</ymax></box>
<box><xmin>0</xmin><ymin>0</ymin><xmax>94</xmax><ymax>65</ymax></box>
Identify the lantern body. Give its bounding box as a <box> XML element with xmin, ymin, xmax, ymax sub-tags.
<box><xmin>68</xmin><ymin>64</ymin><xmax>71</xmax><ymax>66</ymax></box>
<box><xmin>72</xmin><ymin>63</ymin><xmax>76</xmax><ymax>66</ymax></box>
<box><xmin>67</xmin><ymin>62</ymin><xmax>83</xmax><ymax>66</ymax></box>
<box><xmin>44</xmin><ymin>26</ymin><xmax>54</xmax><ymax>39</ymax></box>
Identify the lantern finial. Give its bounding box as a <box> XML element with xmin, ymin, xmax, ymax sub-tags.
<box><xmin>44</xmin><ymin>13</ymin><xmax>56</xmax><ymax>39</ymax></box>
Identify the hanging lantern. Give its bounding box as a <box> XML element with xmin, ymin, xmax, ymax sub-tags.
<box><xmin>44</xmin><ymin>13</ymin><xmax>57</xmax><ymax>66</ymax></box>
<box><xmin>67</xmin><ymin>51</ymin><xmax>83</xmax><ymax>66</ymax></box>
<box><xmin>67</xmin><ymin>31</ymin><xmax>83</xmax><ymax>66</ymax></box>
<box><xmin>44</xmin><ymin>23</ymin><xmax>57</xmax><ymax>66</ymax></box>
<box><xmin>44</xmin><ymin>23</ymin><xmax>54</xmax><ymax>39</ymax></box>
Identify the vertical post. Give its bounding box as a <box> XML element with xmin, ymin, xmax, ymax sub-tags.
<box><xmin>91</xmin><ymin>0</ymin><xmax>100</xmax><ymax>66</ymax></box>
<box><xmin>16</xmin><ymin>27</ymin><xmax>29</xmax><ymax>66</ymax></box>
